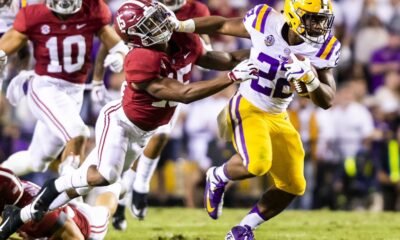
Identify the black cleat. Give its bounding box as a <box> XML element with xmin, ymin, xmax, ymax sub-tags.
<box><xmin>112</xmin><ymin>204</ymin><xmax>127</xmax><ymax>231</ymax></box>
<box><xmin>31</xmin><ymin>178</ymin><xmax>60</xmax><ymax>221</ymax></box>
<box><xmin>129</xmin><ymin>190</ymin><xmax>148</xmax><ymax>220</ymax></box>
<box><xmin>0</xmin><ymin>205</ymin><xmax>23</xmax><ymax>240</ymax></box>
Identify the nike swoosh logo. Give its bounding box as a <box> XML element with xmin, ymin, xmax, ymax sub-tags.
<box><xmin>183</xmin><ymin>52</ymin><xmax>190</xmax><ymax>59</ymax></box>
<box><xmin>76</xmin><ymin>23</ymin><xmax>87</xmax><ymax>29</ymax></box>
<box><xmin>0</xmin><ymin>218</ymin><xmax>9</xmax><ymax>231</ymax></box>
<box><xmin>206</xmin><ymin>191</ymin><xmax>215</xmax><ymax>213</ymax></box>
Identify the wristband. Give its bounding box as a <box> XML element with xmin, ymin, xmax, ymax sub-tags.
<box><xmin>306</xmin><ymin>77</ymin><xmax>320</xmax><ymax>92</ymax></box>
<box><xmin>177</xmin><ymin>19</ymin><xmax>195</xmax><ymax>33</ymax></box>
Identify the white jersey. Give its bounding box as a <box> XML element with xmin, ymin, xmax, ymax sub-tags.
<box><xmin>240</xmin><ymin>4</ymin><xmax>341</xmax><ymax>114</ymax></box>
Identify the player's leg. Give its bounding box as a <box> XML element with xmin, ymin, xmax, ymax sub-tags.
<box><xmin>28</xmin><ymin>75</ymin><xmax>89</xmax><ymax>175</ymax></box>
<box><xmin>2</xmin><ymin>121</ymin><xmax>64</xmax><ymax>175</ymax></box>
<box><xmin>130</xmin><ymin>104</ymin><xmax>182</xmax><ymax>219</ymax></box>
<box><xmin>16</xmin><ymin>102</ymin><xmax>128</xmax><ymax>225</ymax></box>
<box><xmin>205</xmin><ymin>94</ymin><xmax>273</xmax><ymax>219</ymax></box>
<box><xmin>130</xmin><ymin>132</ymin><xmax>169</xmax><ymax>220</ymax></box>
<box><xmin>229</xmin><ymin>112</ymin><xmax>306</xmax><ymax>237</ymax></box>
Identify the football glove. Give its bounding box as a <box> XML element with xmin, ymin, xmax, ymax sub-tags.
<box><xmin>285</xmin><ymin>53</ymin><xmax>316</xmax><ymax>84</ymax></box>
<box><xmin>228</xmin><ymin>59</ymin><xmax>259</xmax><ymax>83</ymax></box>
<box><xmin>0</xmin><ymin>50</ymin><xmax>7</xmax><ymax>73</ymax></box>
<box><xmin>91</xmin><ymin>81</ymin><xmax>111</xmax><ymax>106</ymax></box>
<box><xmin>104</xmin><ymin>52</ymin><xmax>124</xmax><ymax>73</ymax></box>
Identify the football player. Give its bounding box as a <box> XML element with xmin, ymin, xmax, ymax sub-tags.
<box><xmin>170</xmin><ymin>0</ymin><xmax>340</xmax><ymax>239</ymax></box>
<box><xmin>0</xmin><ymin>0</ymin><xmax>129</xmax><ymax>177</ymax></box>
<box><xmin>116</xmin><ymin>0</ymin><xmax>213</xmax><ymax>227</ymax></box>
<box><xmin>0</xmin><ymin>167</ymin><xmax>110</xmax><ymax>240</ymax></box>
<box><xmin>0</xmin><ymin>1</ymin><xmax>258</xmax><ymax>238</ymax></box>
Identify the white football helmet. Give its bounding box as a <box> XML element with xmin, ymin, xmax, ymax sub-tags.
<box><xmin>46</xmin><ymin>0</ymin><xmax>82</xmax><ymax>15</ymax></box>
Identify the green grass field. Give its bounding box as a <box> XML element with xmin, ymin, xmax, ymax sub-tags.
<box><xmin>107</xmin><ymin>208</ymin><xmax>400</xmax><ymax>240</ymax></box>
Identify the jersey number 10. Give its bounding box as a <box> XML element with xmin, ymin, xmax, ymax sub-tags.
<box><xmin>45</xmin><ymin>35</ymin><xmax>86</xmax><ymax>73</ymax></box>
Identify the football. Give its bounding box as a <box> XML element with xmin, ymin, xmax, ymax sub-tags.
<box><xmin>287</xmin><ymin>54</ymin><xmax>318</xmax><ymax>97</ymax></box>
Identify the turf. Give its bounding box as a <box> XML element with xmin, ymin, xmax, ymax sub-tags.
<box><xmin>107</xmin><ymin>208</ymin><xmax>400</xmax><ymax>240</ymax></box>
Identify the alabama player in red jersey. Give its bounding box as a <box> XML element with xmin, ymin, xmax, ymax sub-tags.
<box><xmin>0</xmin><ymin>0</ymin><xmax>129</xmax><ymax>177</ymax></box>
<box><xmin>0</xmin><ymin>167</ymin><xmax>110</xmax><ymax>240</ymax></box>
<box><xmin>0</xmin><ymin>1</ymin><xmax>258</xmax><ymax>238</ymax></box>
<box><xmin>110</xmin><ymin>0</ymin><xmax>214</xmax><ymax>229</ymax></box>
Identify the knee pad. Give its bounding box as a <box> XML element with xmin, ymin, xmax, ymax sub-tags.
<box><xmin>277</xmin><ymin>177</ymin><xmax>307</xmax><ymax>196</ymax></box>
<box><xmin>247</xmin><ymin>156</ymin><xmax>271</xmax><ymax>177</ymax></box>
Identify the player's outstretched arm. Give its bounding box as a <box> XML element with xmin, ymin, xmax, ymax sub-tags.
<box><xmin>134</xmin><ymin>59</ymin><xmax>258</xmax><ymax>104</ymax></box>
<box><xmin>173</xmin><ymin>16</ymin><xmax>250</xmax><ymax>38</ymax></box>
<box><xmin>196</xmin><ymin>49</ymin><xmax>250</xmax><ymax>71</ymax></box>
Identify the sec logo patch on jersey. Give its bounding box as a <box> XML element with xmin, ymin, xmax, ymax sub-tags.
<box><xmin>264</xmin><ymin>35</ymin><xmax>274</xmax><ymax>46</ymax></box>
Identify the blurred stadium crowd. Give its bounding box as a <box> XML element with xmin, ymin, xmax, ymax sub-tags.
<box><xmin>1</xmin><ymin>0</ymin><xmax>400</xmax><ymax>212</ymax></box>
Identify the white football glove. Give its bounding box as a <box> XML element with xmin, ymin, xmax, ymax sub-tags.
<box><xmin>228</xmin><ymin>59</ymin><xmax>259</xmax><ymax>83</ymax></box>
<box><xmin>285</xmin><ymin>53</ymin><xmax>316</xmax><ymax>84</ymax></box>
<box><xmin>0</xmin><ymin>50</ymin><xmax>7</xmax><ymax>73</ymax></box>
<box><xmin>91</xmin><ymin>82</ymin><xmax>112</xmax><ymax>106</ymax></box>
<box><xmin>104</xmin><ymin>52</ymin><xmax>124</xmax><ymax>73</ymax></box>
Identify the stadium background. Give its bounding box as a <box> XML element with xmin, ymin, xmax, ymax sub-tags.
<box><xmin>0</xmin><ymin>0</ymin><xmax>400</xmax><ymax>215</ymax></box>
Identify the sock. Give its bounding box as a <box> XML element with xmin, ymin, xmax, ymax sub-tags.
<box><xmin>54</xmin><ymin>168</ymin><xmax>88</xmax><ymax>193</ymax></box>
<box><xmin>215</xmin><ymin>164</ymin><xmax>231</xmax><ymax>183</ymax></box>
<box><xmin>121</xmin><ymin>169</ymin><xmax>136</xmax><ymax>195</ymax></box>
<box><xmin>239</xmin><ymin>205</ymin><xmax>266</xmax><ymax>229</ymax></box>
<box><xmin>20</xmin><ymin>204</ymin><xmax>33</xmax><ymax>223</ymax></box>
<box><xmin>1</xmin><ymin>151</ymin><xmax>32</xmax><ymax>176</ymax></box>
<box><xmin>49</xmin><ymin>192</ymin><xmax>71</xmax><ymax>210</ymax></box>
<box><xmin>133</xmin><ymin>155</ymin><xmax>159</xmax><ymax>193</ymax></box>
<box><xmin>58</xmin><ymin>155</ymin><xmax>80</xmax><ymax>176</ymax></box>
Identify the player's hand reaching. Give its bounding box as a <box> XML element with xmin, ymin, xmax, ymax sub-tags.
<box><xmin>0</xmin><ymin>50</ymin><xmax>7</xmax><ymax>73</ymax></box>
<box><xmin>166</xmin><ymin>10</ymin><xmax>195</xmax><ymax>33</ymax></box>
<box><xmin>228</xmin><ymin>59</ymin><xmax>259</xmax><ymax>83</ymax></box>
<box><xmin>285</xmin><ymin>53</ymin><xmax>316</xmax><ymax>84</ymax></box>
<box><xmin>104</xmin><ymin>52</ymin><xmax>124</xmax><ymax>73</ymax></box>
<box><xmin>91</xmin><ymin>81</ymin><xmax>112</xmax><ymax>106</ymax></box>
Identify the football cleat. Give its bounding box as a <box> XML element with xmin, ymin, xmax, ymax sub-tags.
<box><xmin>0</xmin><ymin>205</ymin><xmax>23</xmax><ymax>240</ymax></box>
<box><xmin>225</xmin><ymin>225</ymin><xmax>255</xmax><ymax>240</ymax></box>
<box><xmin>31</xmin><ymin>178</ymin><xmax>60</xmax><ymax>221</ymax></box>
<box><xmin>112</xmin><ymin>204</ymin><xmax>127</xmax><ymax>231</ymax></box>
<box><xmin>130</xmin><ymin>190</ymin><xmax>148</xmax><ymax>220</ymax></box>
<box><xmin>204</xmin><ymin>167</ymin><xmax>227</xmax><ymax>220</ymax></box>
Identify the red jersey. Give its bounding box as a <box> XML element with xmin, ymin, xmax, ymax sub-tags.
<box><xmin>122</xmin><ymin>32</ymin><xmax>203</xmax><ymax>131</ymax></box>
<box><xmin>13</xmin><ymin>181</ymin><xmax>90</xmax><ymax>239</ymax></box>
<box><xmin>175</xmin><ymin>1</ymin><xmax>210</xmax><ymax>20</ymax></box>
<box><xmin>13</xmin><ymin>0</ymin><xmax>111</xmax><ymax>84</ymax></box>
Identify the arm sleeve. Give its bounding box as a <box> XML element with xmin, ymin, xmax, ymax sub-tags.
<box><xmin>13</xmin><ymin>8</ymin><xmax>27</xmax><ymax>33</ymax></box>
<box><xmin>124</xmin><ymin>49</ymin><xmax>161</xmax><ymax>84</ymax></box>
<box><xmin>243</xmin><ymin>4</ymin><xmax>271</xmax><ymax>36</ymax></box>
<box><xmin>313</xmin><ymin>37</ymin><xmax>342</xmax><ymax>69</ymax></box>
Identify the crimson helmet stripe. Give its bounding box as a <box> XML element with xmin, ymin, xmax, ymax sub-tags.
<box><xmin>0</xmin><ymin>170</ymin><xmax>23</xmax><ymax>205</ymax></box>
